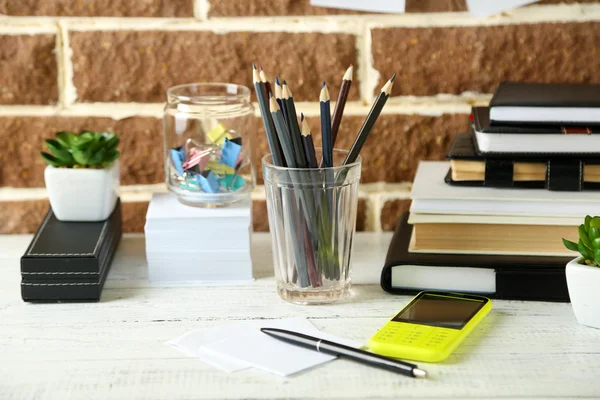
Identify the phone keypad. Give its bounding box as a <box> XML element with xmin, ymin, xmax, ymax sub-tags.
<box><xmin>373</xmin><ymin>323</ymin><xmax>455</xmax><ymax>349</ymax></box>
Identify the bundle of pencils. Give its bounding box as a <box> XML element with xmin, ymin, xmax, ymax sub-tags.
<box><xmin>254</xmin><ymin>64</ymin><xmax>395</xmax><ymax>287</ymax></box>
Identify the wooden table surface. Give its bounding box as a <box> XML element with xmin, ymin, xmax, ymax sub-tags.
<box><xmin>1</xmin><ymin>233</ymin><xmax>600</xmax><ymax>400</ymax></box>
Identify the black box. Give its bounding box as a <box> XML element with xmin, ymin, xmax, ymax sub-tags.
<box><xmin>20</xmin><ymin>199</ymin><xmax>122</xmax><ymax>302</ymax></box>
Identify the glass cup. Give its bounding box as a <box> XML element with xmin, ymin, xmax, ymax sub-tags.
<box><xmin>163</xmin><ymin>83</ymin><xmax>256</xmax><ymax>207</ymax></box>
<box><xmin>262</xmin><ymin>149</ymin><xmax>362</xmax><ymax>305</ymax></box>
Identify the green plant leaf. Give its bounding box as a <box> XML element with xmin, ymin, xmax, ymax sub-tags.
<box><xmin>40</xmin><ymin>152</ymin><xmax>65</xmax><ymax>168</ymax></box>
<box><xmin>563</xmin><ymin>239</ymin><xmax>579</xmax><ymax>252</ymax></box>
<box><xmin>101</xmin><ymin>149</ymin><xmax>119</xmax><ymax>167</ymax></box>
<box><xmin>584</xmin><ymin>215</ymin><xmax>592</xmax><ymax>232</ymax></box>
<box><xmin>579</xmin><ymin>224</ymin><xmax>593</xmax><ymax>249</ymax></box>
<box><xmin>578</xmin><ymin>239</ymin><xmax>593</xmax><ymax>261</ymax></box>
<box><xmin>45</xmin><ymin>139</ymin><xmax>74</xmax><ymax>164</ymax></box>
<box><xmin>594</xmin><ymin>248</ymin><xmax>600</xmax><ymax>267</ymax></box>
<box><xmin>55</xmin><ymin>131</ymin><xmax>75</xmax><ymax>148</ymax></box>
<box><xmin>594</xmin><ymin>237</ymin><xmax>600</xmax><ymax>249</ymax></box>
<box><xmin>590</xmin><ymin>227</ymin><xmax>600</xmax><ymax>245</ymax></box>
<box><xmin>88</xmin><ymin>149</ymin><xmax>106</xmax><ymax>166</ymax></box>
<box><xmin>72</xmin><ymin>149</ymin><xmax>91</xmax><ymax>166</ymax></box>
<box><xmin>104</xmin><ymin>134</ymin><xmax>119</xmax><ymax>150</ymax></box>
<box><xmin>591</xmin><ymin>217</ymin><xmax>600</xmax><ymax>230</ymax></box>
<box><xmin>72</xmin><ymin>132</ymin><xmax>95</xmax><ymax>150</ymax></box>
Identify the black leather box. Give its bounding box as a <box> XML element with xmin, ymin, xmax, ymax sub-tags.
<box><xmin>20</xmin><ymin>200</ymin><xmax>122</xmax><ymax>302</ymax></box>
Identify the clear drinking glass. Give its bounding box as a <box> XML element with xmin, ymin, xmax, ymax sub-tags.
<box><xmin>263</xmin><ymin>149</ymin><xmax>362</xmax><ymax>305</ymax></box>
<box><xmin>163</xmin><ymin>83</ymin><xmax>256</xmax><ymax>207</ymax></box>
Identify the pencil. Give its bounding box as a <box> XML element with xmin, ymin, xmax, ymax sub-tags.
<box><xmin>343</xmin><ymin>73</ymin><xmax>395</xmax><ymax>165</ymax></box>
<box><xmin>270</xmin><ymin>95</ymin><xmax>297</xmax><ymax>168</ymax></box>
<box><xmin>320</xmin><ymin>82</ymin><xmax>333</xmax><ymax>168</ymax></box>
<box><xmin>331</xmin><ymin>65</ymin><xmax>353</xmax><ymax>146</ymax></box>
<box><xmin>259</xmin><ymin>66</ymin><xmax>272</xmax><ymax>100</ymax></box>
<box><xmin>301</xmin><ymin>114</ymin><xmax>318</xmax><ymax>168</ymax></box>
<box><xmin>253</xmin><ymin>64</ymin><xmax>284</xmax><ymax>167</ymax></box>
<box><xmin>282</xmin><ymin>82</ymin><xmax>308</xmax><ymax>168</ymax></box>
<box><xmin>260</xmin><ymin>67</ymin><xmax>286</xmax><ymax>166</ymax></box>
<box><xmin>274</xmin><ymin>77</ymin><xmax>287</xmax><ymax>124</ymax></box>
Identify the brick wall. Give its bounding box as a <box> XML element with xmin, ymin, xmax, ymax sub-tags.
<box><xmin>1</xmin><ymin>0</ymin><xmax>599</xmax><ymax>233</ymax></box>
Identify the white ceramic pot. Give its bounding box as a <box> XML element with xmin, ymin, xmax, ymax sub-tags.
<box><xmin>44</xmin><ymin>160</ymin><xmax>120</xmax><ymax>222</ymax></box>
<box><xmin>566</xmin><ymin>256</ymin><xmax>600</xmax><ymax>329</ymax></box>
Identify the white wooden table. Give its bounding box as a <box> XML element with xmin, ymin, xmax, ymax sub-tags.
<box><xmin>1</xmin><ymin>233</ymin><xmax>600</xmax><ymax>400</ymax></box>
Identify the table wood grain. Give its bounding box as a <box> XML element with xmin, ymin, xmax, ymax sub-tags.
<box><xmin>1</xmin><ymin>233</ymin><xmax>599</xmax><ymax>400</ymax></box>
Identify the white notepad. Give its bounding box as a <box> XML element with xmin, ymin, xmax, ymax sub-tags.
<box><xmin>203</xmin><ymin>318</ymin><xmax>361</xmax><ymax>377</ymax></box>
<box><xmin>168</xmin><ymin>318</ymin><xmax>361</xmax><ymax>377</ymax></box>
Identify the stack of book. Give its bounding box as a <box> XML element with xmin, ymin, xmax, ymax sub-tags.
<box><xmin>382</xmin><ymin>82</ymin><xmax>600</xmax><ymax>302</ymax></box>
<box><xmin>144</xmin><ymin>193</ymin><xmax>253</xmax><ymax>282</ymax></box>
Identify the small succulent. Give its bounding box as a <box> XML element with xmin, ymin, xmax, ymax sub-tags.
<box><xmin>563</xmin><ymin>215</ymin><xmax>600</xmax><ymax>267</ymax></box>
<box><xmin>41</xmin><ymin>131</ymin><xmax>119</xmax><ymax>169</ymax></box>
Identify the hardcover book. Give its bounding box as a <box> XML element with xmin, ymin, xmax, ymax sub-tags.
<box><xmin>20</xmin><ymin>200</ymin><xmax>122</xmax><ymax>301</ymax></box>
<box><xmin>381</xmin><ymin>213</ymin><xmax>570</xmax><ymax>302</ymax></box>
<box><xmin>473</xmin><ymin>106</ymin><xmax>600</xmax><ymax>154</ymax></box>
<box><xmin>411</xmin><ymin>161</ymin><xmax>600</xmax><ymax>216</ymax></box>
<box><xmin>447</xmin><ymin>133</ymin><xmax>600</xmax><ymax>191</ymax></box>
<box><xmin>489</xmin><ymin>82</ymin><xmax>600</xmax><ymax>125</ymax></box>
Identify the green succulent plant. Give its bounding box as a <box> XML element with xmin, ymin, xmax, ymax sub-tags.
<box><xmin>563</xmin><ymin>215</ymin><xmax>600</xmax><ymax>267</ymax></box>
<box><xmin>41</xmin><ymin>131</ymin><xmax>119</xmax><ymax>169</ymax></box>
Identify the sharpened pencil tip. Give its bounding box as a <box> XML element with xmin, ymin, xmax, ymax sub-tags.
<box><xmin>259</xmin><ymin>65</ymin><xmax>263</xmax><ymax>71</ymax></box>
<box><xmin>322</xmin><ymin>81</ymin><xmax>326</xmax><ymax>88</ymax></box>
<box><xmin>282</xmin><ymin>80</ymin><xmax>287</xmax><ymax>85</ymax></box>
<box><xmin>343</xmin><ymin>65</ymin><xmax>353</xmax><ymax>80</ymax></box>
<box><xmin>252</xmin><ymin>63</ymin><xmax>257</xmax><ymax>70</ymax></box>
<box><xmin>275</xmin><ymin>76</ymin><xmax>280</xmax><ymax>85</ymax></box>
<box><xmin>390</xmin><ymin>73</ymin><xmax>397</xmax><ymax>82</ymax></box>
<box><xmin>301</xmin><ymin>113</ymin><xmax>304</xmax><ymax>121</ymax></box>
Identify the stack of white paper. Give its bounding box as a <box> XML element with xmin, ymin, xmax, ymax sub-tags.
<box><xmin>167</xmin><ymin>317</ymin><xmax>361</xmax><ymax>376</ymax></box>
<box><xmin>144</xmin><ymin>193</ymin><xmax>253</xmax><ymax>282</ymax></box>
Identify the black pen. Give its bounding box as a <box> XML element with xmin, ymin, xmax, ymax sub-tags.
<box><xmin>260</xmin><ymin>328</ymin><xmax>427</xmax><ymax>378</ymax></box>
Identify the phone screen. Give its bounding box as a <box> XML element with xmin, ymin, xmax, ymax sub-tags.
<box><xmin>392</xmin><ymin>293</ymin><xmax>486</xmax><ymax>329</ymax></box>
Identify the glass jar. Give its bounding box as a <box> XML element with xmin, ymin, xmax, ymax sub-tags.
<box><xmin>163</xmin><ymin>83</ymin><xmax>255</xmax><ymax>207</ymax></box>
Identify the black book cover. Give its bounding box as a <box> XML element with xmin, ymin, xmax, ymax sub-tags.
<box><xmin>473</xmin><ymin>107</ymin><xmax>598</xmax><ymax>134</ymax></box>
<box><xmin>446</xmin><ymin>133</ymin><xmax>600</xmax><ymax>191</ymax></box>
<box><xmin>20</xmin><ymin>200</ymin><xmax>122</xmax><ymax>302</ymax></box>
<box><xmin>490</xmin><ymin>82</ymin><xmax>600</xmax><ymax>108</ymax></box>
<box><xmin>381</xmin><ymin>213</ymin><xmax>570</xmax><ymax>302</ymax></box>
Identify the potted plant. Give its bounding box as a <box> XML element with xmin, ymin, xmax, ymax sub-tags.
<box><xmin>562</xmin><ymin>216</ymin><xmax>600</xmax><ymax>329</ymax></box>
<box><xmin>41</xmin><ymin>131</ymin><xmax>120</xmax><ymax>221</ymax></box>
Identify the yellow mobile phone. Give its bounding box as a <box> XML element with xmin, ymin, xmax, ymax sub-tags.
<box><xmin>369</xmin><ymin>291</ymin><xmax>491</xmax><ymax>363</ymax></box>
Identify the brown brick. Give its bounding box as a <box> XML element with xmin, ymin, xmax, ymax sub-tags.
<box><xmin>70</xmin><ymin>31</ymin><xmax>358</xmax><ymax>103</ymax></box>
<box><xmin>0</xmin><ymin>199</ymin><xmax>151</xmax><ymax>233</ymax></box>
<box><xmin>122</xmin><ymin>201</ymin><xmax>150</xmax><ymax>233</ymax></box>
<box><xmin>0</xmin><ymin>0</ymin><xmax>193</xmax><ymax>17</ymax></box>
<box><xmin>252</xmin><ymin>199</ymin><xmax>269</xmax><ymax>232</ymax></box>
<box><xmin>0</xmin><ymin>199</ymin><xmax>49</xmax><ymax>234</ymax></box>
<box><xmin>254</xmin><ymin>113</ymin><xmax>468</xmax><ymax>184</ymax></box>
<box><xmin>0</xmin><ymin>116</ymin><xmax>162</xmax><ymax>187</ymax></box>
<box><xmin>381</xmin><ymin>199</ymin><xmax>412</xmax><ymax>231</ymax></box>
<box><xmin>0</xmin><ymin>35</ymin><xmax>58</xmax><ymax>105</ymax></box>
<box><xmin>355</xmin><ymin>198</ymin><xmax>367</xmax><ymax>232</ymax></box>
<box><xmin>372</xmin><ymin>22</ymin><xmax>600</xmax><ymax>97</ymax></box>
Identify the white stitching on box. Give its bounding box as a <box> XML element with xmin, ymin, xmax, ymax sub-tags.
<box><xmin>21</xmin><ymin>282</ymin><xmax>99</xmax><ymax>286</ymax></box>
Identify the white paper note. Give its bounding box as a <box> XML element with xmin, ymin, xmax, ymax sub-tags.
<box><xmin>167</xmin><ymin>325</ymin><xmax>251</xmax><ymax>372</ymax></box>
<box><xmin>310</xmin><ymin>0</ymin><xmax>405</xmax><ymax>13</ymax></box>
<box><xmin>202</xmin><ymin>318</ymin><xmax>361</xmax><ymax>377</ymax></box>
<box><xmin>466</xmin><ymin>0</ymin><xmax>538</xmax><ymax>18</ymax></box>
